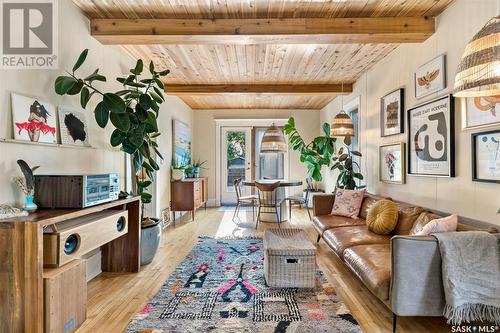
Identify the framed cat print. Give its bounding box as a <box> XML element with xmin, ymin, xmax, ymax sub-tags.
<box><xmin>380</xmin><ymin>88</ymin><xmax>404</xmax><ymax>137</ymax></box>
<box><xmin>472</xmin><ymin>129</ymin><xmax>500</xmax><ymax>183</ymax></box>
<box><xmin>414</xmin><ymin>54</ymin><xmax>446</xmax><ymax>99</ymax></box>
<box><xmin>407</xmin><ymin>95</ymin><xmax>455</xmax><ymax>177</ymax></box>
<box><xmin>379</xmin><ymin>142</ymin><xmax>405</xmax><ymax>184</ymax></box>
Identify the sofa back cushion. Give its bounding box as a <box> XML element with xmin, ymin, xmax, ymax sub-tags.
<box><xmin>366</xmin><ymin>199</ymin><xmax>399</xmax><ymax>235</ymax></box>
<box><xmin>393</xmin><ymin>203</ymin><xmax>425</xmax><ymax>235</ymax></box>
<box><xmin>457</xmin><ymin>223</ymin><xmax>499</xmax><ymax>234</ymax></box>
<box><xmin>331</xmin><ymin>189</ymin><xmax>366</xmax><ymax>218</ymax></box>
<box><xmin>359</xmin><ymin>193</ymin><xmax>388</xmax><ymax>220</ymax></box>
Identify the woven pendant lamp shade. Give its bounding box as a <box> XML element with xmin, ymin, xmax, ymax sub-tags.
<box><xmin>330</xmin><ymin>111</ymin><xmax>355</xmax><ymax>137</ymax></box>
<box><xmin>260</xmin><ymin>124</ymin><xmax>286</xmax><ymax>153</ymax></box>
<box><xmin>453</xmin><ymin>16</ymin><xmax>500</xmax><ymax>97</ymax></box>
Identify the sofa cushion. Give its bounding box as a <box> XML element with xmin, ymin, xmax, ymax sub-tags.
<box><xmin>359</xmin><ymin>193</ymin><xmax>387</xmax><ymax>220</ymax></box>
<box><xmin>331</xmin><ymin>189</ymin><xmax>365</xmax><ymax>218</ymax></box>
<box><xmin>366</xmin><ymin>199</ymin><xmax>399</xmax><ymax>235</ymax></box>
<box><xmin>343</xmin><ymin>244</ymin><xmax>392</xmax><ymax>301</ymax></box>
<box><xmin>415</xmin><ymin>214</ymin><xmax>458</xmax><ymax>235</ymax></box>
<box><xmin>322</xmin><ymin>226</ymin><xmax>391</xmax><ymax>258</ymax></box>
<box><xmin>312</xmin><ymin>215</ymin><xmax>366</xmax><ymax>236</ymax></box>
<box><xmin>409</xmin><ymin>212</ymin><xmax>442</xmax><ymax>235</ymax></box>
<box><xmin>457</xmin><ymin>223</ymin><xmax>499</xmax><ymax>234</ymax></box>
<box><xmin>393</xmin><ymin>203</ymin><xmax>425</xmax><ymax>235</ymax></box>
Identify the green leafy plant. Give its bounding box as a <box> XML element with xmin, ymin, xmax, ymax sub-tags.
<box><xmin>54</xmin><ymin>49</ymin><xmax>170</xmax><ymax>220</ymax></box>
<box><xmin>284</xmin><ymin>117</ymin><xmax>336</xmax><ymax>181</ymax></box>
<box><xmin>331</xmin><ymin>136</ymin><xmax>365</xmax><ymax>190</ymax></box>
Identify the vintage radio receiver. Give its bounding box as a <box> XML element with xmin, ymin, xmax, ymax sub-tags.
<box><xmin>34</xmin><ymin>174</ymin><xmax>119</xmax><ymax>208</ymax></box>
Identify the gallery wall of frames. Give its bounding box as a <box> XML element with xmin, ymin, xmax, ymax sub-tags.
<box><xmin>9</xmin><ymin>92</ymin><xmax>91</xmax><ymax>147</ymax></box>
<box><xmin>378</xmin><ymin>54</ymin><xmax>500</xmax><ymax>186</ymax></box>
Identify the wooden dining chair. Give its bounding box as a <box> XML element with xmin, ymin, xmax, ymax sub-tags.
<box><xmin>233</xmin><ymin>178</ymin><xmax>258</xmax><ymax>221</ymax></box>
<box><xmin>255</xmin><ymin>181</ymin><xmax>283</xmax><ymax>228</ymax></box>
<box><xmin>285</xmin><ymin>178</ymin><xmax>312</xmax><ymax>220</ymax></box>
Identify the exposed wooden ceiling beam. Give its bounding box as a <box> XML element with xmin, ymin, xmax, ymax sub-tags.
<box><xmin>91</xmin><ymin>17</ymin><xmax>435</xmax><ymax>45</ymax></box>
<box><xmin>164</xmin><ymin>84</ymin><xmax>353</xmax><ymax>96</ymax></box>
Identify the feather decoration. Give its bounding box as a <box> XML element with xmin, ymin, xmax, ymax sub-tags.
<box><xmin>16</xmin><ymin>160</ymin><xmax>38</xmax><ymax>192</ymax></box>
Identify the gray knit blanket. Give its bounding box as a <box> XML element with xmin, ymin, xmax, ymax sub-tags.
<box><xmin>433</xmin><ymin>231</ymin><xmax>500</xmax><ymax>325</ymax></box>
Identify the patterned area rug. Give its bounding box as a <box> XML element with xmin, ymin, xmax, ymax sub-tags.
<box><xmin>127</xmin><ymin>237</ymin><xmax>361</xmax><ymax>333</ymax></box>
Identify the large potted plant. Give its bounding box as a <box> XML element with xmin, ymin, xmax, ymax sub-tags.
<box><xmin>284</xmin><ymin>117</ymin><xmax>364</xmax><ymax>191</ymax></box>
<box><xmin>55</xmin><ymin>49</ymin><xmax>169</xmax><ymax>265</ymax></box>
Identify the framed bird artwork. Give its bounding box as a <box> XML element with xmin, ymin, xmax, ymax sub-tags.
<box><xmin>414</xmin><ymin>54</ymin><xmax>446</xmax><ymax>99</ymax></box>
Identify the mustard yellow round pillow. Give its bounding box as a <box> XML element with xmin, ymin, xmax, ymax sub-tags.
<box><xmin>366</xmin><ymin>199</ymin><xmax>399</xmax><ymax>235</ymax></box>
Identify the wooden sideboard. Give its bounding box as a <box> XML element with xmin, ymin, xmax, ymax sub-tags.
<box><xmin>0</xmin><ymin>197</ymin><xmax>141</xmax><ymax>333</ymax></box>
<box><xmin>171</xmin><ymin>178</ymin><xmax>208</xmax><ymax>222</ymax></box>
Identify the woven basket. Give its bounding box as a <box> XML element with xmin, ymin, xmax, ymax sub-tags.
<box><xmin>263</xmin><ymin>228</ymin><xmax>316</xmax><ymax>288</ymax></box>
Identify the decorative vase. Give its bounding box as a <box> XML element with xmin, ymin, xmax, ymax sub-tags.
<box><xmin>141</xmin><ymin>218</ymin><xmax>161</xmax><ymax>265</ymax></box>
<box><xmin>23</xmin><ymin>194</ymin><xmax>37</xmax><ymax>213</ymax></box>
<box><xmin>171</xmin><ymin>169</ymin><xmax>185</xmax><ymax>181</ymax></box>
<box><xmin>193</xmin><ymin>167</ymin><xmax>200</xmax><ymax>178</ymax></box>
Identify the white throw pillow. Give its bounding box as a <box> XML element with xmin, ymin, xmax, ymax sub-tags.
<box><xmin>415</xmin><ymin>214</ymin><xmax>458</xmax><ymax>236</ymax></box>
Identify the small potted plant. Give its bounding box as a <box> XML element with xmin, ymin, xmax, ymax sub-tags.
<box><xmin>171</xmin><ymin>159</ymin><xmax>187</xmax><ymax>181</ymax></box>
<box><xmin>191</xmin><ymin>160</ymin><xmax>207</xmax><ymax>178</ymax></box>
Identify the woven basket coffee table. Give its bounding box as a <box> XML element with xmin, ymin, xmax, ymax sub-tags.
<box><xmin>263</xmin><ymin>228</ymin><xmax>317</xmax><ymax>288</ymax></box>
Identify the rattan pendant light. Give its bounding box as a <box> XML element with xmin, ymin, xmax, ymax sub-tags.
<box><xmin>330</xmin><ymin>83</ymin><xmax>354</xmax><ymax>137</ymax></box>
<box><xmin>453</xmin><ymin>16</ymin><xmax>500</xmax><ymax>97</ymax></box>
<box><xmin>260</xmin><ymin>123</ymin><xmax>286</xmax><ymax>153</ymax></box>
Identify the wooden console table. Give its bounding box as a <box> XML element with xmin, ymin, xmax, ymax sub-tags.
<box><xmin>0</xmin><ymin>197</ymin><xmax>141</xmax><ymax>333</ymax></box>
<box><xmin>171</xmin><ymin>178</ymin><xmax>208</xmax><ymax>222</ymax></box>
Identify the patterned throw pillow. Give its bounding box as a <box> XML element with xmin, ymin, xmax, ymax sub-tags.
<box><xmin>330</xmin><ymin>189</ymin><xmax>366</xmax><ymax>218</ymax></box>
<box><xmin>414</xmin><ymin>214</ymin><xmax>458</xmax><ymax>236</ymax></box>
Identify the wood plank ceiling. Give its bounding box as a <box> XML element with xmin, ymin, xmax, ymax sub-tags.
<box><xmin>73</xmin><ymin>0</ymin><xmax>454</xmax><ymax>110</ymax></box>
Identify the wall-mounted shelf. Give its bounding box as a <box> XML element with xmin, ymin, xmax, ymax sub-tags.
<box><xmin>0</xmin><ymin>138</ymin><xmax>96</xmax><ymax>149</ymax></box>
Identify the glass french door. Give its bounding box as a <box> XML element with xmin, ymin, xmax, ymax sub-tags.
<box><xmin>221</xmin><ymin>127</ymin><xmax>252</xmax><ymax>205</ymax></box>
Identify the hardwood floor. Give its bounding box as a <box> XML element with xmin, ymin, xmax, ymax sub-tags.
<box><xmin>77</xmin><ymin>207</ymin><xmax>450</xmax><ymax>333</ymax></box>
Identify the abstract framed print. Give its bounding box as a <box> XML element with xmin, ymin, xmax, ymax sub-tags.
<box><xmin>380</xmin><ymin>88</ymin><xmax>404</xmax><ymax>137</ymax></box>
<box><xmin>414</xmin><ymin>54</ymin><xmax>446</xmax><ymax>99</ymax></box>
<box><xmin>58</xmin><ymin>107</ymin><xmax>90</xmax><ymax>146</ymax></box>
<box><xmin>407</xmin><ymin>95</ymin><xmax>455</xmax><ymax>177</ymax></box>
<box><xmin>379</xmin><ymin>142</ymin><xmax>405</xmax><ymax>184</ymax></box>
<box><xmin>462</xmin><ymin>96</ymin><xmax>500</xmax><ymax>130</ymax></box>
<box><xmin>472</xmin><ymin>129</ymin><xmax>500</xmax><ymax>184</ymax></box>
<box><xmin>11</xmin><ymin>93</ymin><xmax>57</xmax><ymax>143</ymax></box>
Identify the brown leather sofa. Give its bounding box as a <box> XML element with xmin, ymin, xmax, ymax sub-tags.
<box><xmin>312</xmin><ymin>193</ymin><xmax>499</xmax><ymax>330</ymax></box>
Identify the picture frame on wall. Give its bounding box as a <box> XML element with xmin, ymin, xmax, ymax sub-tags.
<box><xmin>11</xmin><ymin>93</ymin><xmax>58</xmax><ymax>144</ymax></box>
<box><xmin>58</xmin><ymin>106</ymin><xmax>91</xmax><ymax>146</ymax></box>
<box><xmin>407</xmin><ymin>94</ymin><xmax>455</xmax><ymax>177</ymax></box>
<box><xmin>379</xmin><ymin>142</ymin><xmax>405</xmax><ymax>184</ymax></box>
<box><xmin>172</xmin><ymin>119</ymin><xmax>191</xmax><ymax>166</ymax></box>
<box><xmin>380</xmin><ymin>88</ymin><xmax>404</xmax><ymax>137</ymax></box>
<box><xmin>471</xmin><ymin>129</ymin><xmax>500</xmax><ymax>184</ymax></box>
<box><xmin>414</xmin><ymin>54</ymin><xmax>446</xmax><ymax>99</ymax></box>
<box><xmin>462</xmin><ymin>96</ymin><xmax>500</xmax><ymax>130</ymax></box>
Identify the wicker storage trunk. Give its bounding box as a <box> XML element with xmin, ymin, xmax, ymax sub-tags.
<box><xmin>263</xmin><ymin>228</ymin><xmax>316</xmax><ymax>288</ymax></box>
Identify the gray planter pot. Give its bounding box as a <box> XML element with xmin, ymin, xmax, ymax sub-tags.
<box><xmin>141</xmin><ymin>218</ymin><xmax>161</xmax><ymax>266</ymax></box>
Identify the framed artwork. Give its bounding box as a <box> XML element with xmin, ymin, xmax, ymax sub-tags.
<box><xmin>462</xmin><ymin>96</ymin><xmax>500</xmax><ymax>130</ymax></box>
<box><xmin>380</xmin><ymin>88</ymin><xmax>404</xmax><ymax>137</ymax></box>
<box><xmin>407</xmin><ymin>95</ymin><xmax>455</xmax><ymax>177</ymax></box>
<box><xmin>58</xmin><ymin>107</ymin><xmax>90</xmax><ymax>146</ymax></box>
<box><xmin>11</xmin><ymin>93</ymin><xmax>57</xmax><ymax>143</ymax></box>
<box><xmin>472</xmin><ymin>129</ymin><xmax>500</xmax><ymax>183</ymax></box>
<box><xmin>172</xmin><ymin>119</ymin><xmax>191</xmax><ymax>166</ymax></box>
<box><xmin>414</xmin><ymin>54</ymin><xmax>446</xmax><ymax>99</ymax></box>
<box><xmin>379</xmin><ymin>142</ymin><xmax>405</xmax><ymax>184</ymax></box>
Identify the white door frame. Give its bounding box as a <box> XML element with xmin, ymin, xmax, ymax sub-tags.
<box><xmin>215</xmin><ymin>119</ymin><xmax>289</xmax><ymax>207</ymax></box>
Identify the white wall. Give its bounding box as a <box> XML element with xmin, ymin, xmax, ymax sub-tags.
<box><xmin>0</xmin><ymin>0</ymin><xmax>193</xmax><ymax>215</ymax></box>
<box><xmin>320</xmin><ymin>0</ymin><xmax>500</xmax><ymax>225</ymax></box>
<box><xmin>192</xmin><ymin>109</ymin><xmax>320</xmax><ymax>202</ymax></box>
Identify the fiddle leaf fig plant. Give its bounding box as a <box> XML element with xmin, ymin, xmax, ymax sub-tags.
<box><xmin>284</xmin><ymin>117</ymin><xmax>336</xmax><ymax>181</ymax></box>
<box><xmin>54</xmin><ymin>49</ymin><xmax>170</xmax><ymax>220</ymax></box>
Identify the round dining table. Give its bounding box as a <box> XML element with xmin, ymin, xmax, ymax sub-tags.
<box><xmin>242</xmin><ymin>179</ymin><xmax>303</xmax><ymax>223</ymax></box>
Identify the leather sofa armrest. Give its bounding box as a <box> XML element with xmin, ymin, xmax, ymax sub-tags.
<box><xmin>312</xmin><ymin>194</ymin><xmax>335</xmax><ymax>216</ymax></box>
<box><xmin>390</xmin><ymin>236</ymin><xmax>445</xmax><ymax>316</ymax></box>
